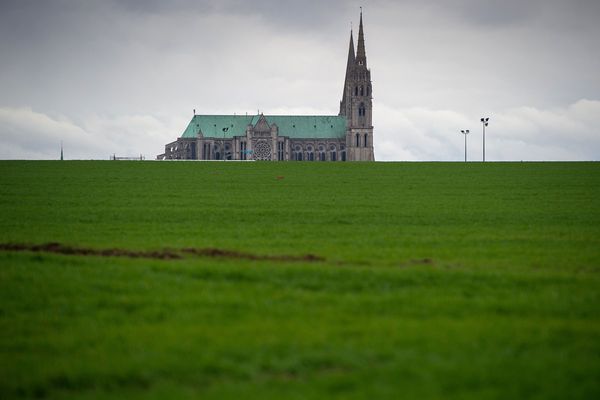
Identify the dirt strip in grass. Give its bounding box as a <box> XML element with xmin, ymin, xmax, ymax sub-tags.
<box><xmin>0</xmin><ymin>242</ymin><xmax>325</xmax><ymax>263</ymax></box>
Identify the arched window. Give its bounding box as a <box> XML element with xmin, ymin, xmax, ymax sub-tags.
<box><xmin>307</xmin><ymin>145</ymin><xmax>314</xmax><ymax>161</ymax></box>
<box><xmin>341</xmin><ymin>145</ymin><xmax>346</xmax><ymax>161</ymax></box>
<box><xmin>277</xmin><ymin>141</ymin><xmax>284</xmax><ymax>161</ymax></box>
<box><xmin>354</xmin><ymin>86</ymin><xmax>358</xmax><ymax>96</ymax></box>
<box><xmin>364</xmin><ymin>134</ymin><xmax>368</xmax><ymax>147</ymax></box>
<box><xmin>367</xmin><ymin>86</ymin><xmax>370</xmax><ymax>96</ymax></box>
<box><xmin>318</xmin><ymin>145</ymin><xmax>326</xmax><ymax>161</ymax></box>
<box><xmin>240</xmin><ymin>141</ymin><xmax>247</xmax><ymax>160</ymax></box>
<box><xmin>214</xmin><ymin>144</ymin><xmax>221</xmax><ymax>160</ymax></box>
<box><xmin>294</xmin><ymin>145</ymin><xmax>303</xmax><ymax>161</ymax></box>
<box><xmin>360</xmin><ymin>86</ymin><xmax>364</xmax><ymax>96</ymax></box>
<box><xmin>355</xmin><ymin>133</ymin><xmax>360</xmax><ymax>147</ymax></box>
<box><xmin>358</xmin><ymin>103</ymin><xmax>365</xmax><ymax>117</ymax></box>
<box><xmin>330</xmin><ymin>145</ymin><xmax>337</xmax><ymax>161</ymax></box>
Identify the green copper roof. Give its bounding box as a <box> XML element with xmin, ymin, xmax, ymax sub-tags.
<box><xmin>180</xmin><ymin>115</ymin><xmax>347</xmax><ymax>139</ymax></box>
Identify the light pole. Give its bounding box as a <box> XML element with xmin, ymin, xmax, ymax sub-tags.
<box><xmin>480</xmin><ymin>117</ymin><xmax>489</xmax><ymax>162</ymax></box>
<box><xmin>460</xmin><ymin>130</ymin><xmax>470</xmax><ymax>162</ymax></box>
<box><xmin>222</xmin><ymin>127</ymin><xmax>229</xmax><ymax>161</ymax></box>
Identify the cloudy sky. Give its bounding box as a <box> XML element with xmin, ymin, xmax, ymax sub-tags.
<box><xmin>1</xmin><ymin>0</ymin><xmax>599</xmax><ymax>161</ymax></box>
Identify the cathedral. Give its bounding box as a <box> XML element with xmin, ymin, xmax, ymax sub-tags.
<box><xmin>157</xmin><ymin>12</ymin><xmax>374</xmax><ymax>162</ymax></box>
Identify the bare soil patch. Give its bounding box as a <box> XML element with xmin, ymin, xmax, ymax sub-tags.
<box><xmin>0</xmin><ymin>243</ymin><xmax>325</xmax><ymax>263</ymax></box>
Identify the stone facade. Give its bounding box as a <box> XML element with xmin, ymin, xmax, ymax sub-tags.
<box><xmin>157</xmin><ymin>12</ymin><xmax>373</xmax><ymax>162</ymax></box>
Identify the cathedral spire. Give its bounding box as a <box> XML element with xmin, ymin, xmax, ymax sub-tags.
<box><xmin>339</xmin><ymin>28</ymin><xmax>355</xmax><ymax>116</ymax></box>
<box><xmin>344</xmin><ymin>29</ymin><xmax>355</xmax><ymax>81</ymax></box>
<box><xmin>356</xmin><ymin>10</ymin><xmax>367</xmax><ymax>66</ymax></box>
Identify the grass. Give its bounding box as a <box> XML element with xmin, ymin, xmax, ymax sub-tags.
<box><xmin>0</xmin><ymin>161</ymin><xmax>599</xmax><ymax>399</ymax></box>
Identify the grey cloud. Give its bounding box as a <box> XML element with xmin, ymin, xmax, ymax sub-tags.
<box><xmin>106</xmin><ymin>0</ymin><xmax>356</xmax><ymax>34</ymax></box>
<box><xmin>0</xmin><ymin>107</ymin><xmax>183</xmax><ymax>159</ymax></box>
<box><xmin>375</xmin><ymin>99</ymin><xmax>600</xmax><ymax>161</ymax></box>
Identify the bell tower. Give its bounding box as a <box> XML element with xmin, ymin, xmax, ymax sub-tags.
<box><xmin>339</xmin><ymin>11</ymin><xmax>374</xmax><ymax>161</ymax></box>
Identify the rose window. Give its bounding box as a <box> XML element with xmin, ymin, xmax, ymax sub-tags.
<box><xmin>253</xmin><ymin>141</ymin><xmax>272</xmax><ymax>161</ymax></box>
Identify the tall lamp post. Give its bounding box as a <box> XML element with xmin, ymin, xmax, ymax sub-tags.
<box><xmin>480</xmin><ymin>117</ymin><xmax>489</xmax><ymax>162</ymax></box>
<box><xmin>460</xmin><ymin>130</ymin><xmax>470</xmax><ymax>162</ymax></box>
<box><xmin>222</xmin><ymin>127</ymin><xmax>229</xmax><ymax>161</ymax></box>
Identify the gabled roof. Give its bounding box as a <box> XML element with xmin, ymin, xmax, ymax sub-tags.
<box><xmin>180</xmin><ymin>115</ymin><xmax>347</xmax><ymax>139</ymax></box>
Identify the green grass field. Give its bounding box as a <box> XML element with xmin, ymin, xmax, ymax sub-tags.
<box><xmin>1</xmin><ymin>161</ymin><xmax>599</xmax><ymax>399</ymax></box>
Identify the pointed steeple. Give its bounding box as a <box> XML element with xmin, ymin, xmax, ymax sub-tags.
<box><xmin>356</xmin><ymin>10</ymin><xmax>367</xmax><ymax>66</ymax></box>
<box><xmin>340</xmin><ymin>29</ymin><xmax>355</xmax><ymax>116</ymax></box>
<box><xmin>345</xmin><ymin>29</ymin><xmax>355</xmax><ymax>79</ymax></box>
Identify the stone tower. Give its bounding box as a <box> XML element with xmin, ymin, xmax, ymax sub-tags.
<box><xmin>339</xmin><ymin>11</ymin><xmax>374</xmax><ymax>161</ymax></box>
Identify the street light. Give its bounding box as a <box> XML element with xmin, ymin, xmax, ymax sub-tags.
<box><xmin>460</xmin><ymin>130</ymin><xmax>470</xmax><ymax>162</ymax></box>
<box><xmin>480</xmin><ymin>117</ymin><xmax>490</xmax><ymax>162</ymax></box>
<box><xmin>222</xmin><ymin>127</ymin><xmax>229</xmax><ymax>161</ymax></box>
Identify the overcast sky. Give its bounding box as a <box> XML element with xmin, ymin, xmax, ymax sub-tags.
<box><xmin>1</xmin><ymin>0</ymin><xmax>599</xmax><ymax>161</ymax></box>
